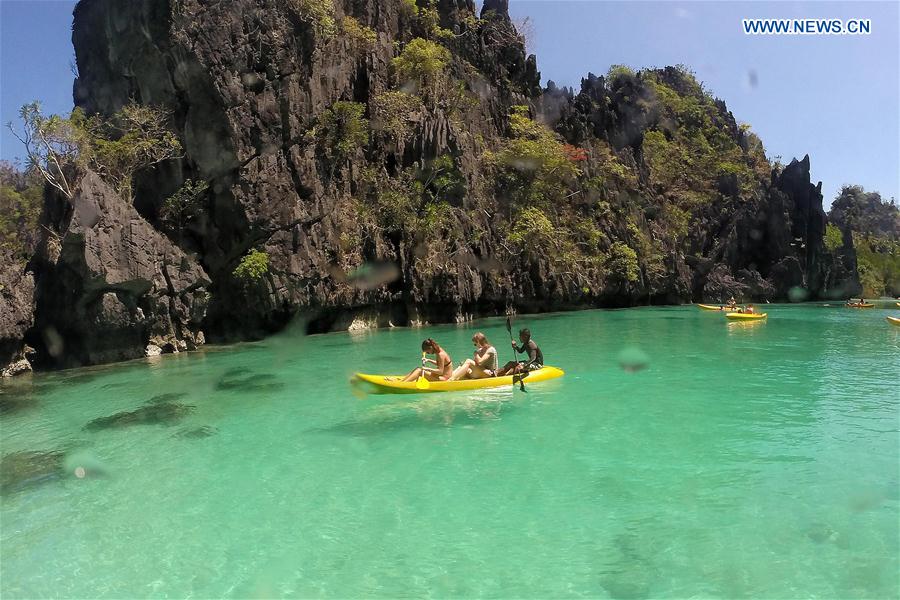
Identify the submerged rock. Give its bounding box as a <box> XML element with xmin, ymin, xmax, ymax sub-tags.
<box><xmin>214</xmin><ymin>372</ymin><xmax>283</xmax><ymax>393</ymax></box>
<box><xmin>145</xmin><ymin>392</ymin><xmax>188</xmax><ymax>405</ymax></box>
<box><xmin>0</xmin><ymin>450</ymin><xmax>65</xmax><ymax>496</ymax></box>
<box><xmin>83</xmin><ymin>402</ymin><xmax>194</xmax><ymax>431</ymax></box>
<box><xmin>805</xmin><ymin>522</ymin><xmax>840</xmax><ymax>544</ymax></box>
<box><xmin>173</xmin><ymin>425</ymin><xmax>218</xmax><ymax>439</ymax></box>
<box><xmin>0</xmin><ymin>391</ymin><xmax>38</xmax><ymax>416</ymax></box>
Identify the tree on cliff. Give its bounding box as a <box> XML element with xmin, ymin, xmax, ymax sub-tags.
<box><xmin>0</xmin><ymin>161</ymin><xmax>43</xmax><ymax>259</ymax></box>
<box><xmin>7</xmin><ymin>102</ymin><xmax>182</xmax><ymax>200</ymax></box>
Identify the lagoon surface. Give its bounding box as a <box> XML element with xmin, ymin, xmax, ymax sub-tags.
<box><xmin>1</xmin><ymin>305</ymin><xmax>898</xmax><ymax>598</ymax></box>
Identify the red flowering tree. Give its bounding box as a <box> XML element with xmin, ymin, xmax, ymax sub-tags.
<box><xmin>562</xmin><ymin>144</ymin><xmax>588</xmax><ymax>162</ymax></box>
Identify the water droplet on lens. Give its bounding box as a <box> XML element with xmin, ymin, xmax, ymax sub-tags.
<box><xmin>788</xmin><ymin>286</ymin><xmax>808</xmax><ymax>302</ymax></box>
<box><xmin>617</xmin><ymin>347</ymin><xmax>649</xmax><ymax>373</ymax></box>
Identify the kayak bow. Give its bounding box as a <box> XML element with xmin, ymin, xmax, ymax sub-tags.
<box><xmin>698</xmin><ymin>304</ymin><xmax>725</xmax><ymax>311</ymax></box>
<box><xmin>887</xmin><ymin>316</ymin><xmax>900</xmax><ymax>326</ymax></box>
<box><xmin>355</xmin><ymin>366</ymin><xmax>565</xmax><ymax>394</ymax></box>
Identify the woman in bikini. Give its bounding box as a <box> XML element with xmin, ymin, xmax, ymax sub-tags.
<box><xmin>402</xmin><ymin>338</ymin><xmax>453</xmax><ymax>382</ymax></box>
<box><xmin>449</xmin><ymin>332</ymin><xmax>498</xmax><ymax>380</ymax></box>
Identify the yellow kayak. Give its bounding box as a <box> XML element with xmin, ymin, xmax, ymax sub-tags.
<box><xmin>887</xmin><ymin>317</ymin><xmax>900</xmax><ymax>326</ymax></box>
<box><xmin>355</xmin><ymin>366</ymin><xmax>565</xmax><ymax>394</ymax></box>
<box><xmin>698</xmin><ymin>304</ymin><xmax>726</xmax><ymax>311</ymax></box>
<box><xmin>725</xmin><ymin>312</ymin><xmax>767</xmax><ymax>320</ymax></box>
<box><xmin>847</xmin><ymin>303</ymin><xmax>875</xmax><ymax>308</ymax></box>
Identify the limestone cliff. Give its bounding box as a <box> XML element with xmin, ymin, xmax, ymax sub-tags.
<box><xmin>1</xmin><ymin>0</ymin><xmax>843</xmax><ymax>372</ymax></box>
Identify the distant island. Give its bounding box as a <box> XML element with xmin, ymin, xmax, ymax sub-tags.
<box><xmin>1</xmin><ymin>0</ymin><xmax>898</xmax><ymax>375</ymax></box>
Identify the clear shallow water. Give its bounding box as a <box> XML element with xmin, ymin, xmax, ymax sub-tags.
<box><xmin>1</xmin><ymin>305</ymin><xmax>898</xmax><ymax>598</ymax></box>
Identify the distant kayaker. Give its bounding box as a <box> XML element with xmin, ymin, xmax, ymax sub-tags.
<box><xmin>726</xmin><ymin>296</ymin><xmax>737</xmax><ymax>308</ymax></box>
<box><xmin>450</xmin><ymin>332</ymin><xmax>498</xmax><ymax>380</ymax></box>
<box><xmin>402</xmin><ymin>338</ymin><xmax>453</xmax><ymax>382</ymax></box>
<box><xmin>497</xmin><ymin>328</ymin><xmax>544</xmax><ymax>376</ymax></box>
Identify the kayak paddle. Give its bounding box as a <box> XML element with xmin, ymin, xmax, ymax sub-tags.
<box><xmin>505</xmin><ymin>316</ymin><xmax>526</xmax><ymax>392</ymax></box>
<box><xmin>415</xmin><ymin>352</ymin><xmax>430</xmax><ymax>390</ymax></box>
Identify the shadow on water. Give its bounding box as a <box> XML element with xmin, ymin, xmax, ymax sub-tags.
<box><xmin>214</xmin><ymin>372</ymin><xmax>284</xmax><ymax>393</ymax></box>
<box><xmin>311</xmin><ymin>396</ymin><xmax>513</xmax><ymax>438</ymax></box>
<box><xmin>101</xmin><ymin>380</ymin><xmax>137</xmax><ymax>391</ymax></box>
<box><xmin>0</xmin><ymin>388</ymin><xmax>39</xmax><ymax>417</ymax></box>
<box><xmin>172</xmin><ymin>425</ymin><xmax>219</xmax><ymax>439</ymax></box>
<box><xmin>84</xmin><ymin>402</ymin><xmax>195</xmax><ymax>431</ymax></box>
<box><xmin>0</xmin><ymin>450</ymin><xmax>66</xmax><ymax>496</ymax></box>
<box><xmin>596</xmin><ymin>530</ymin><xmax>660</xmax><ymax>599</ymax></box>
<box><xmin>145</xmin><ymin>392</ymin><xmax>188</xmax><ymax>405</ymax></box>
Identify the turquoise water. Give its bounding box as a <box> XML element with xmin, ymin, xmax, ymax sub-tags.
<box><xmin>1</xmin><ymin>305</ymin><xmax>898</xmax><ymax>598</ymax></box>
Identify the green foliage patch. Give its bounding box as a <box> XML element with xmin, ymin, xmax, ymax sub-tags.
<box><xmin>0</xmin><ymin>163</ymin><xmax>43</xmax><ymax>258</ymax></box>
<box><xmin>233</xmin><ymin>249</ymin><xmax>270</xmax><ymax>282</ymax></box>
<box><xmin>160</xmin><ymin>178</ymin><xmax>208</xmax><ymax>232</ymax></box>
<box><xmin>318</xmin><ymin>101</ymin><xmax>369</xmax><ymax>160</ymax></box>
<box><xmin>290</xmin><ymin>0</ymin><xmax>336</xmax><ymax>39</ymax></box>
<box><xmin>10</xmin><ymin>101</ymin><xmax>181</xmax><ymax>200</ymax></box>
<box><xmin>341</xmin><ymin>16</ymin><xmax>376</xmax><ymax>52</ymax></box>
<box><xmin>641</xmin><ymin>68</ymin><xmax>767</xmax><ymax>205</ymax></box>
<box><xmin>370</xmin><ymin>91</ymin><xmax>423</xmax><ymax>142</ymax></box>
<box><xmin>392</xmin><ymin>38</ymin><xmax>451</xmax><ymax>93</ymax></box>
<box><xmin>607</xmin><ymin>242</ymin><xmax>640</xmax><ymax>283</ymax></box>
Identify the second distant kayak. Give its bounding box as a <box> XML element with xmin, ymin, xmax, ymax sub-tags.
<box><xmin>725</xmin><ymin>312</ymin><xmax>767</xmax><ymax>320</ymax></box>
<box><xmin>698</xmin><ymin>304</ymin><xmax>728</xmax><ymax>311</ymax></box>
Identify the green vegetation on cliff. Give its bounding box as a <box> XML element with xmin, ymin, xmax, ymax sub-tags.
<box><xmin>641</xmin><ymin>66</ymin><xmax>767</xmax><ymax>204</ymax></box>
<box><xmin>9</xmin><ymin>101</ymin><xmax>181</xmax><ymax>200</ymax></box>
<box><xmin>828</xmin><ymin>186</ymin><xmax>900</xmax><ymax>296</ymax></box>
<box><xmin>234</xmin><ymin>249</ymin><xmax>270</xmax><ymax>282</ymax></box>
<box><xmin>0</xmin><ymin>162</ymin><xmax>43</xmax><ymax>259</ymax></box>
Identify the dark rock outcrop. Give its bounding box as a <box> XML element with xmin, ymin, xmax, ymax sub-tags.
<box><xmin>771</xmin><ymin>155</ymin><xmax>827</xmax><ymax>295</ymax></box>
<box><xmin>28</xmin><ymin>171</ymin><xmax>210</xmax><ymax>368</ymax></box>
<box><xmin>0</xmin><ymin>256</ymin><xmax>35</xmax><ymax>376</ymax></box>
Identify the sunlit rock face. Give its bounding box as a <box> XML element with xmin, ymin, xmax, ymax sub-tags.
<box><xmin>18</xmin><ymin>0</ymin><xmax>837</xmax><ymax>369</ymax></box>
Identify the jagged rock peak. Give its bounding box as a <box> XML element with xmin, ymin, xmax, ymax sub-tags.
<box><xmin>481</xmin><ymin>0</ymin><xmax>510</xmax><ymax>20</ymax></box>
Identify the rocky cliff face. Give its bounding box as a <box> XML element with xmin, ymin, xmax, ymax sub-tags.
<box><xmin>0</xmin><ymin>256</ymin><xmax>35</xmax><ymax>376</ymax></box>
<box><xmin>0</xmin><ymin>0</ymin><xmax>842</xmax><ymax>373</ymax></box>
<box><xmin>26</xmin><ymin>171</ymin><xmax>209</xmax><ymax>369</ymax></box>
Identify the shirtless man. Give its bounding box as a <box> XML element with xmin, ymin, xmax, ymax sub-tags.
<box><xmin>497</xmin><ymin>329</ymin><xmax>544</xmax><ymax>376</ymax></box>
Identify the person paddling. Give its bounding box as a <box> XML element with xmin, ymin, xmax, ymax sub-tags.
<box><xmin>402</xmin><ymin>338</ymin><xmax>453</xmax><ymax>382</ymax></box>
<box><xmin>450</xmin><ymin>332</ymin><xmax>498</xmax><ymax>380</ymax></box>
<box><xmin>497</xmin><ymin>328</ymin><xmax>543</xmax><ymax>376</ymax></box>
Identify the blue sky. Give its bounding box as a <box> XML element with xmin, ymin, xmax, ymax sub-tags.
<box><xmin>2</xmin><ymin>0</ymin><xmax>898</xmax><ymax>207</ymax></box>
